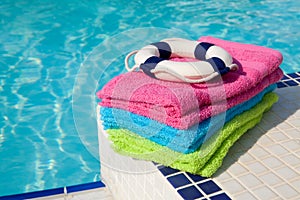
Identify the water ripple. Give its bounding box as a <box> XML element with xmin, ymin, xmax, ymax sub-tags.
<box><xmin>0</xmin><ymin>0</ymin><xmax>299</xmax><ymax>196</ymax></box>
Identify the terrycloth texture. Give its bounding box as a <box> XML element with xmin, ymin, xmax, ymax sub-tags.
<box><xmin>97</xmin><ymin>36</ymin><xmax>283</xmax><ymax>129</ymax></box>
<box><xmin>199</xmin><ymin>36</ymin><xmax>282</xmax><ymax>72</ymax></box>
<box><xmin>106</xmin><ymin>92</ymin><xmax>278</xmax><ymax>177</ymax></box>
<box><xmin>100</xmin><ymin>84</ymin><xmax>276</xmax><ymax>154</ymax></box>
<box><xmin>98</xmin><ymin>67</ymin><xmax>282</xmax><ymax>129</ymax></box>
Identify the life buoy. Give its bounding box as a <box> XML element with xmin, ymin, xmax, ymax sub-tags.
<box><xmin>125</xmin><ymin>38</ymin><xmax>238</xmax><ymax>83</ymax></box>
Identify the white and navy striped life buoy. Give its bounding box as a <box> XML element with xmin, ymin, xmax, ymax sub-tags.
<box><xmin>125</xmin><ymin>38</ymin><xmax>238</xmax><ymax>83</ymax></box>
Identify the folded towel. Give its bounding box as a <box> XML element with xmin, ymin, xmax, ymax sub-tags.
<box><xmin>98</xmin><ymin>63</ymin><xmax>282</xmax><ymax>130</ymax></box>
<box><xmin>105</xmin><ymin>92</ymin><xmax>278</xmax><ymax>177</ymax></box>
<box><xmin>199</xmin><ymin>36</ymin><xmax>283</xmax><ymax>74</ymax></box>
<box><xmin>97</xmin><ymin>36</ymin><xmax>283</xmax><ymax>129</ymax></box>
<box><xmin>101</xmin><ymin>84</ymin><xmax>276</xmax><ymax>154</ymax></box>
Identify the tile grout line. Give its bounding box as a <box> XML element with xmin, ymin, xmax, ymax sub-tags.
<box><xmin>209</xmin><ymin>178</ymin><xmax>236</xmax><ymax>200</ymax></box>
<box><xmin>245</xmin><ymin>148</ymin><xmax>300</xmax><ymax>198</ymax></box>
<box><xmin>240</xmin><ymin>163</ymin><xmax>296</xmax><ymax>199</ymax></box>
<box><xmin>149</xmin><ymin>82</ymin><xmax>300</xmax><ymax>200</ymax></box>
<box><xmin>215</xmin><ymin>103</ymin><xmax>300</xmax><ymax>199</ymax></box>
<box><xmin>225</xmin><ymin>165</ymin><xmax>283</xmax><ymax>200</ymax></box>
<box><xmin>251</xmin><ymin>158</ymin><xmax>300</xmax><ymax>190</ymax></box>
<box><xmin>181</xmin><ymin>173</ymin><xmax>225</xmax><ymax>200</ymax></box>
<box><xmin>265</xmin><ymin>113</ymin><xmax>300</xmax><ymax>166</ymax></box>
<box><xmin>256</xmin><ymin>140</ymin><xmax>300</xmax><ymax>177</ymax></box>
<box><xmin>217</xmin><ymin>171</ymin><xmax>258</xmax><ymax>198</ymax></box>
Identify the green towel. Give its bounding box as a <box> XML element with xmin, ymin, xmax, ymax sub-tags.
<box><xmin>106</xmin><ymin>92</ymin><xmax>278</xmax><ymax>177</ymax></box>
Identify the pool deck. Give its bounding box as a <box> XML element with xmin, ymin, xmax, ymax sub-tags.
<box><xmin>6</xmin><ymin>73</ymin><xmax>300</xmax><ymax>200</ymax></box>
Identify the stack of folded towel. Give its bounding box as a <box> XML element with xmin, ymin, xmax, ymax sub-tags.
<box><xmin>97</xmin><ymin>36</ymin><xmax>283</xmax><ymax>177</ymax></box>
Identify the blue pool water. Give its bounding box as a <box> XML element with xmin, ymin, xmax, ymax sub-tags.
<box><xmin>0</xmin><ymin>0</ymin><xmax>299</xmax><ymax>196</ymax></box>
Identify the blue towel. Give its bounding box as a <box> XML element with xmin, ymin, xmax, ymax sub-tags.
<box><xmin>100</xmin><ymin>84</ymin><xmax>276</xmax><ymax>154</ymax></box>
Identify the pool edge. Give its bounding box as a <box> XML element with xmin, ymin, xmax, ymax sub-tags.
<box><xmin>0</xmin><ymin>181</ymin><xmax>105</xmax><ymax>200</ymax></box>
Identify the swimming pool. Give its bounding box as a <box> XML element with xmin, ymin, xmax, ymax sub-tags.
<box><xmin>0</xmin><ymin>0</ymin><xmax>299</xmax><ymax>197</ymax></box>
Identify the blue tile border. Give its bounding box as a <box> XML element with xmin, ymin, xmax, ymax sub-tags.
<box><xmin>0</xmin><ymin>181</ymin><xmax>105</xmax><ymax>200</ymax></box>
<box><xmin>158</xmin><ymin>166</ymin><xmax>180</xmax><ymax>176</ymax></box>
<box><xmin>286</xmin><ymin>72</ymin><xmax>299</xmax><ymax>78</ymax></box>
<box><xmin>3</xmin><ymin>72</ymin><xmax>297</xmax><ymax>200</ymax></box>
<box><xmin>198</xmin><ymin>180</ymin><xmax>222</xmax><ymax>195</ymax></box>
<box><xmin>276</xmin><ymin>81</ymin><xmax>287</xmax><ymax>88</ymax></box>
<box><xmin>67</xmin><ymin>181</ymin><xmax>105</xmax><ymax>193</ymax></box>
<box><xmin>156</xmin><ymin>72</ymin><xmax>300</xmax><ymax>200</ymax></box>
<box><xmin>167</xmin><ymin>174</ymin><xmax>192</xmax><ymax>188</ymax></box>
<box><xmin>277</xmin><ymin>72</ymin><xmax>300</xmax><ymax>88</ymax></box>
<box><xmin>0</xmin><ymin>188</ymin><xmax>65</xmax><ymax>200</ymax></box>
<box><xmin>210</xmin><ymin>193</ymin><xmax>231</xmax><ymax>200</ymax></box>
<box><xmin>186</xmin><ymin>172</ymin><xmax>207</xmax><ymax>183</ymax></box>
<box><xmin>157</xmin><ymin>166</ymin><xmax>232</xmax><ymax>200</ymax></box>
<box><xmin>177</xmin><ymin>185</ymin><xmax>204</xmax><ymax>200</ymax></box>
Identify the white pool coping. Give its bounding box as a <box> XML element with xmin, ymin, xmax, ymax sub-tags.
<box><xmin>30</xmin><ymin>84</ymin><xmax>300</xmax><ymax>200</ymax></box>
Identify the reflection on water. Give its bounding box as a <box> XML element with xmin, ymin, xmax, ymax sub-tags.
<box><xmin>0</xmin><ymin>0</ymin><xmax>299</xmax><ymax>196</ymax></box>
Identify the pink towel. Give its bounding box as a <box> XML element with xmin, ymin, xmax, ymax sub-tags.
<box><xmin>97</xmin><ymin>37</ymin><xmax>283</xmax><ymax>129</ymax></box>
<box><xmin>199</xmin><ymin>36</ymin><xmax>282</xmax><ymax>75</ymax></box>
